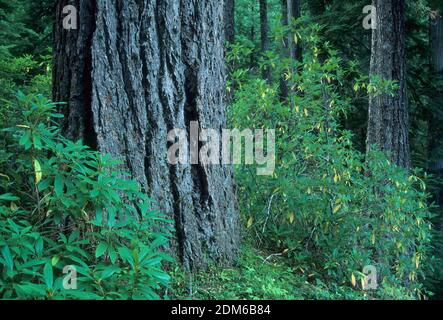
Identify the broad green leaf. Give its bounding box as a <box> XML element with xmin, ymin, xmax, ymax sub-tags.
<box><xmin>43</xmin><ymin>262</ymin><xmax>53</xmax><ymax>289</ymax></box>
<box><xmin>1</xmin><ymin>246</ymin><xmax>14</xmax><ymax>271</ymax></box>
<box><xmin>0</xmin><ymin>193</ymin><xmax>19</xmax><ymax>201</ymax></box>
<box><xmin>54</xmin><ymin>174</ymin><xmax>64</xmax><ymax>196</ymax></box>
<box><xmin>101</xmin><ymin>266</ymin><xmax>120</xmax><ymax>280</ymax></box>
<box><xmin>95</xmin><ymin>243</ymin><xmax>108</xmax><ymax>259</ymax></box>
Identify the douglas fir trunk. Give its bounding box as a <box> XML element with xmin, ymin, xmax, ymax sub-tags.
<box><xmin>53</xmin><ymin>0</ymin><xmax>240</xmax><ymax>269</ymax></box>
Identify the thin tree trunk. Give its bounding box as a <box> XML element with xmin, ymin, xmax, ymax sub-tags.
<box><xmin>224</xmin><ymin>0</ymin><xmax>235</xmax><ymax>102</ymax></box>
<box><xmin>366</xmin><ymin>0</ymin><xmax>411</xmax><ymax>168</ymax></box>
<box><xmin>279</xmin><ymin>0</ymin><xmax>290</xmax><ymax>100</ymax></box>
<box><xmin>53</xmin><ymin>0</ymin><xmax>240</xmax><ymax>270</ymax></box>
<box><xmin>288</xmin><ymin>0</ymin><xmax>302</xmax><ymax>62</ymax></box>
<box><xmin>429</xmin><ymin>11</ymin><xmax>443</xmax><ymax>204</ymax></box>
<box><xmin>224</xmin><ymin>0</ymin><xmax>235</xmax><ymax>44</ymax></box>
<box><xmin>259</xmin><ymin>0</ymin><xmax>270</xmax><ymax>81</ymax></box>
<box><xmin>250</xmin><ymin>3</ymin><xmax>256</xmax><ymax>67</ymax></box>
<box><xmin>279</xmin><ymin>0</ymin><xmax>302</xmax><ymax>101</ymax></box>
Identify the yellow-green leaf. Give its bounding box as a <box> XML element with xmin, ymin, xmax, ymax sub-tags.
<box><xmin>34</xmin><ymin>159</ymin><xmax>42</xmax><ymax>184</ymax></box>
<box><xmin>333</xmin><ymin>204</ymin><xmax>342</xmax><ymax>214</ymax></box>
<box><xmin>247</xmin><ymin>217</ymin><xmax>254</xmax><ymax>229</ymax></box>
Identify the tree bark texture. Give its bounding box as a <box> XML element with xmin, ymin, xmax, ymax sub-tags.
<box><xmin>288</xmin><ymin>0</ymin><xmax>301</xmax><ymax>62</ymax></box>
<box><xmin>279</xmin><ymin>0</ymin><xmax>290</xmax><ymax>100</ymax></box>
<box><xmin>224</xmin><ymin>0</ymin><xmax>235</xmax><ymax>44</ymax></box>
<box><xmin>259</xmin><ymin>0</ymin><xmax>270</xmax><ymax>81</ymax></box>
<box><xmin>53</xmin><ymin>0</ymin><xmax>240</xmax><ymax>269</ymax></box>
<box><xmin>279</xmin><ymin>0</ymin><xmax>301</xmax><ymax>101</ymax></box>
<box><xmin>429</xmin><ymin>11</ymin><xmax>443</xmax><ymax>205</ymax></box>
<box><xmin>366</xmin><ymin>0</ymin><xmax>411</xmax><ymax>168</ymax></box>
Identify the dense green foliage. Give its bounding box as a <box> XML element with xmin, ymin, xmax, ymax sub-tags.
<box><xmin>228</xmin><ymin>21</ymin><xmax>434</xmax><ymax>299</ymax></box>
<box><xmin>1</xmin><ymin>0</ymin><xmax>443</xmax><ymax>300</ymax></box>
<box><xmin>0</xmin><ymin>93</ymin><xmax>172</xmax><ymax>299</ymax></box>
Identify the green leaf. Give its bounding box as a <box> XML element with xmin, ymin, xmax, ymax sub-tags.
<box><xmin>54</xmin><ymin>174</ymin><xmax>64</xmax><ymax>196</ymax></box>
<box><xmin>35</xmin><ymin>238</ymin><xmax>44</xmax><ymax>254</ymax></box>
<box><xmin>108</xmin><ymin>246</ymin><xmax>117</xmax><ymax>264</ymax></box>
<box><xmin>1</xmin><ymin>246</ymin><xmax>14</xmax><ymax>271</ymax></box>
<box><xmin>0</xmin><ymin>193</ymin><xmax>19</xmax><ymax>201</ymax></box>
<box><xmin>68</xmin><ymin>231</ymin><xmax>80</xmax><ymax>243</ymax></box>
<box><xmin>95</xmin><ymin>243</ymin><xmax>108</xmax><ymax>259</ymax></box>
<box><xmin>51</xmin><ymin>256</ymin><xmax>60</xmax><ymax>266</ymax></box>
<box><xmin>19</xmin><ymin>131</ymin><xmax>32</xmax><ymax>149</ymax></box>
<box><xmin>151</xmin><ymin>270</ymin><xmax>170</xmax><ymax>283</ymax></box>
<box><xmin>15</xmin><ymin>284</ymin><xmax>47</xmax><ymax>298</ymax></box>
<box><xmin>43</xmin><ymin>262</ymin><xmax>53</xmax><ymax>289</ymax></box>
<box><xmin>101</xmin><ymin>266</ymin><xmax>120</xmax><ymax>280</ymax></box>
<box><xmin>117</xmin><ymin>246</ymin><xmax>134</xmax><ymax>266</ymax></box>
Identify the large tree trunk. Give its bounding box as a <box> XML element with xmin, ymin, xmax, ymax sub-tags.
<box><xmin>366</xmin><ymin>0</ymin><xmax>411</xmax><ymax>168</ymax></box>
<box><xmin>53</xmin><ymin>0</ymin><xmax>240</xmax><ymax>270</ymax></box>
<box><xmin>259</xmin><ymin>0</ymin><xmax>270</xmax><ymax>81</ymax></box>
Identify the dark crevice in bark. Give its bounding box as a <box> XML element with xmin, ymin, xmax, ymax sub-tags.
<box><xmin>139</xmin><ymin>3</ymin><xmax>153</xmax><ymax>191</ymax></box>
<box><xmin>115</xmin><ymin>3</ymin><xmax>136</xmax><ymax>177</ymax></box>
<box><xmin>168</xmin><ymin>163</ymin><xmax>186</xmax><ymax>265</ymax></box>
<box><xmin>83</xmin><ymin>0</ymin><xmax>98</xmax><ymax>150</ymax></box>
<box><xmin>154</xmin><ymin>0</ymin><xmax>188</xmax><ymax>264</ymax></box>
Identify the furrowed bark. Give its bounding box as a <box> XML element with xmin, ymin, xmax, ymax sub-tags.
<box><xmin>53</xmin><ymin>0</ymin><xmax>240</xmax><ymax>269</ymax></box>
<box><xmin>366</xmin><ymin>0</ymin><xmax>411</xmax><ymax>168</ymax></box>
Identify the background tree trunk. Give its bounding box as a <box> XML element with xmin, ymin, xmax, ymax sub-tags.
<box><xmin>288</xmin><ymin>0</ymin><xmax>301</xmax><ymax>62</ymax></box>
<box><xmin>224</xmin><ymin>0</ymin><xmax>235</xmax><ymax>102</ymax></box>
<box><xmin>53</xmin><ymin>0</ymin><xmax>240</xmax><ymax>270</ymax></box>
<box><xmin>259</xmin><ymin>0</ymin><xmax>270</xmax><ymax>81</ymax></box>
<box><xmin>429</xmin><ymin>11</ymin><xmax>443</xmax><ymax>205</ymax></box>
<box><xmin>279</xmin><ymin>0</ymin><xmax>302</xmax><ymax>101</ymax></box>
<box><xmin>308</xmin><ymin>0</ymin><xmax>326</xmax><ymax>17</ymax></box>
<box><xmin>224</xmin><ymin>0</ymin><xmax>235</xmax><ymax>44</ymax></box>
<box><xmin>279</xmin><ymin>0</ymin><xmax>290</xmax><ymax>100</ymax></box>
<box><xmin>366</xmin><ymin>0</ymin><xmax>411</xmax><ymax>168</ymax></box>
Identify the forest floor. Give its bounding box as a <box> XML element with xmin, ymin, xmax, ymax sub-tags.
<box><xmin>169</xmin><ymin>241</ymin><xmax>372</xmax><ymax>300</ymax></box>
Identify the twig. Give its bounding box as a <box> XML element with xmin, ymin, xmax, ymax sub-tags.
<box><xmin>261</xmin><ymin>193</ymin><xmax>277</xmax><ymax>236</ymax></box>
<box><xmin>262</xmin><ymin>252</ymin><xmax>283</xmax><ymax>264</ymax></box>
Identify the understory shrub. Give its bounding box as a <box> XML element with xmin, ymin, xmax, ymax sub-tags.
<box><xmin>229</xmin><ymin>23</ymin><xmax>434</xmax><ymax>299</ymax></box>
<box><xmin>0</xmin><ymin>93</ymin><xmax>173</xmax><ymax>299</ymax></box>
